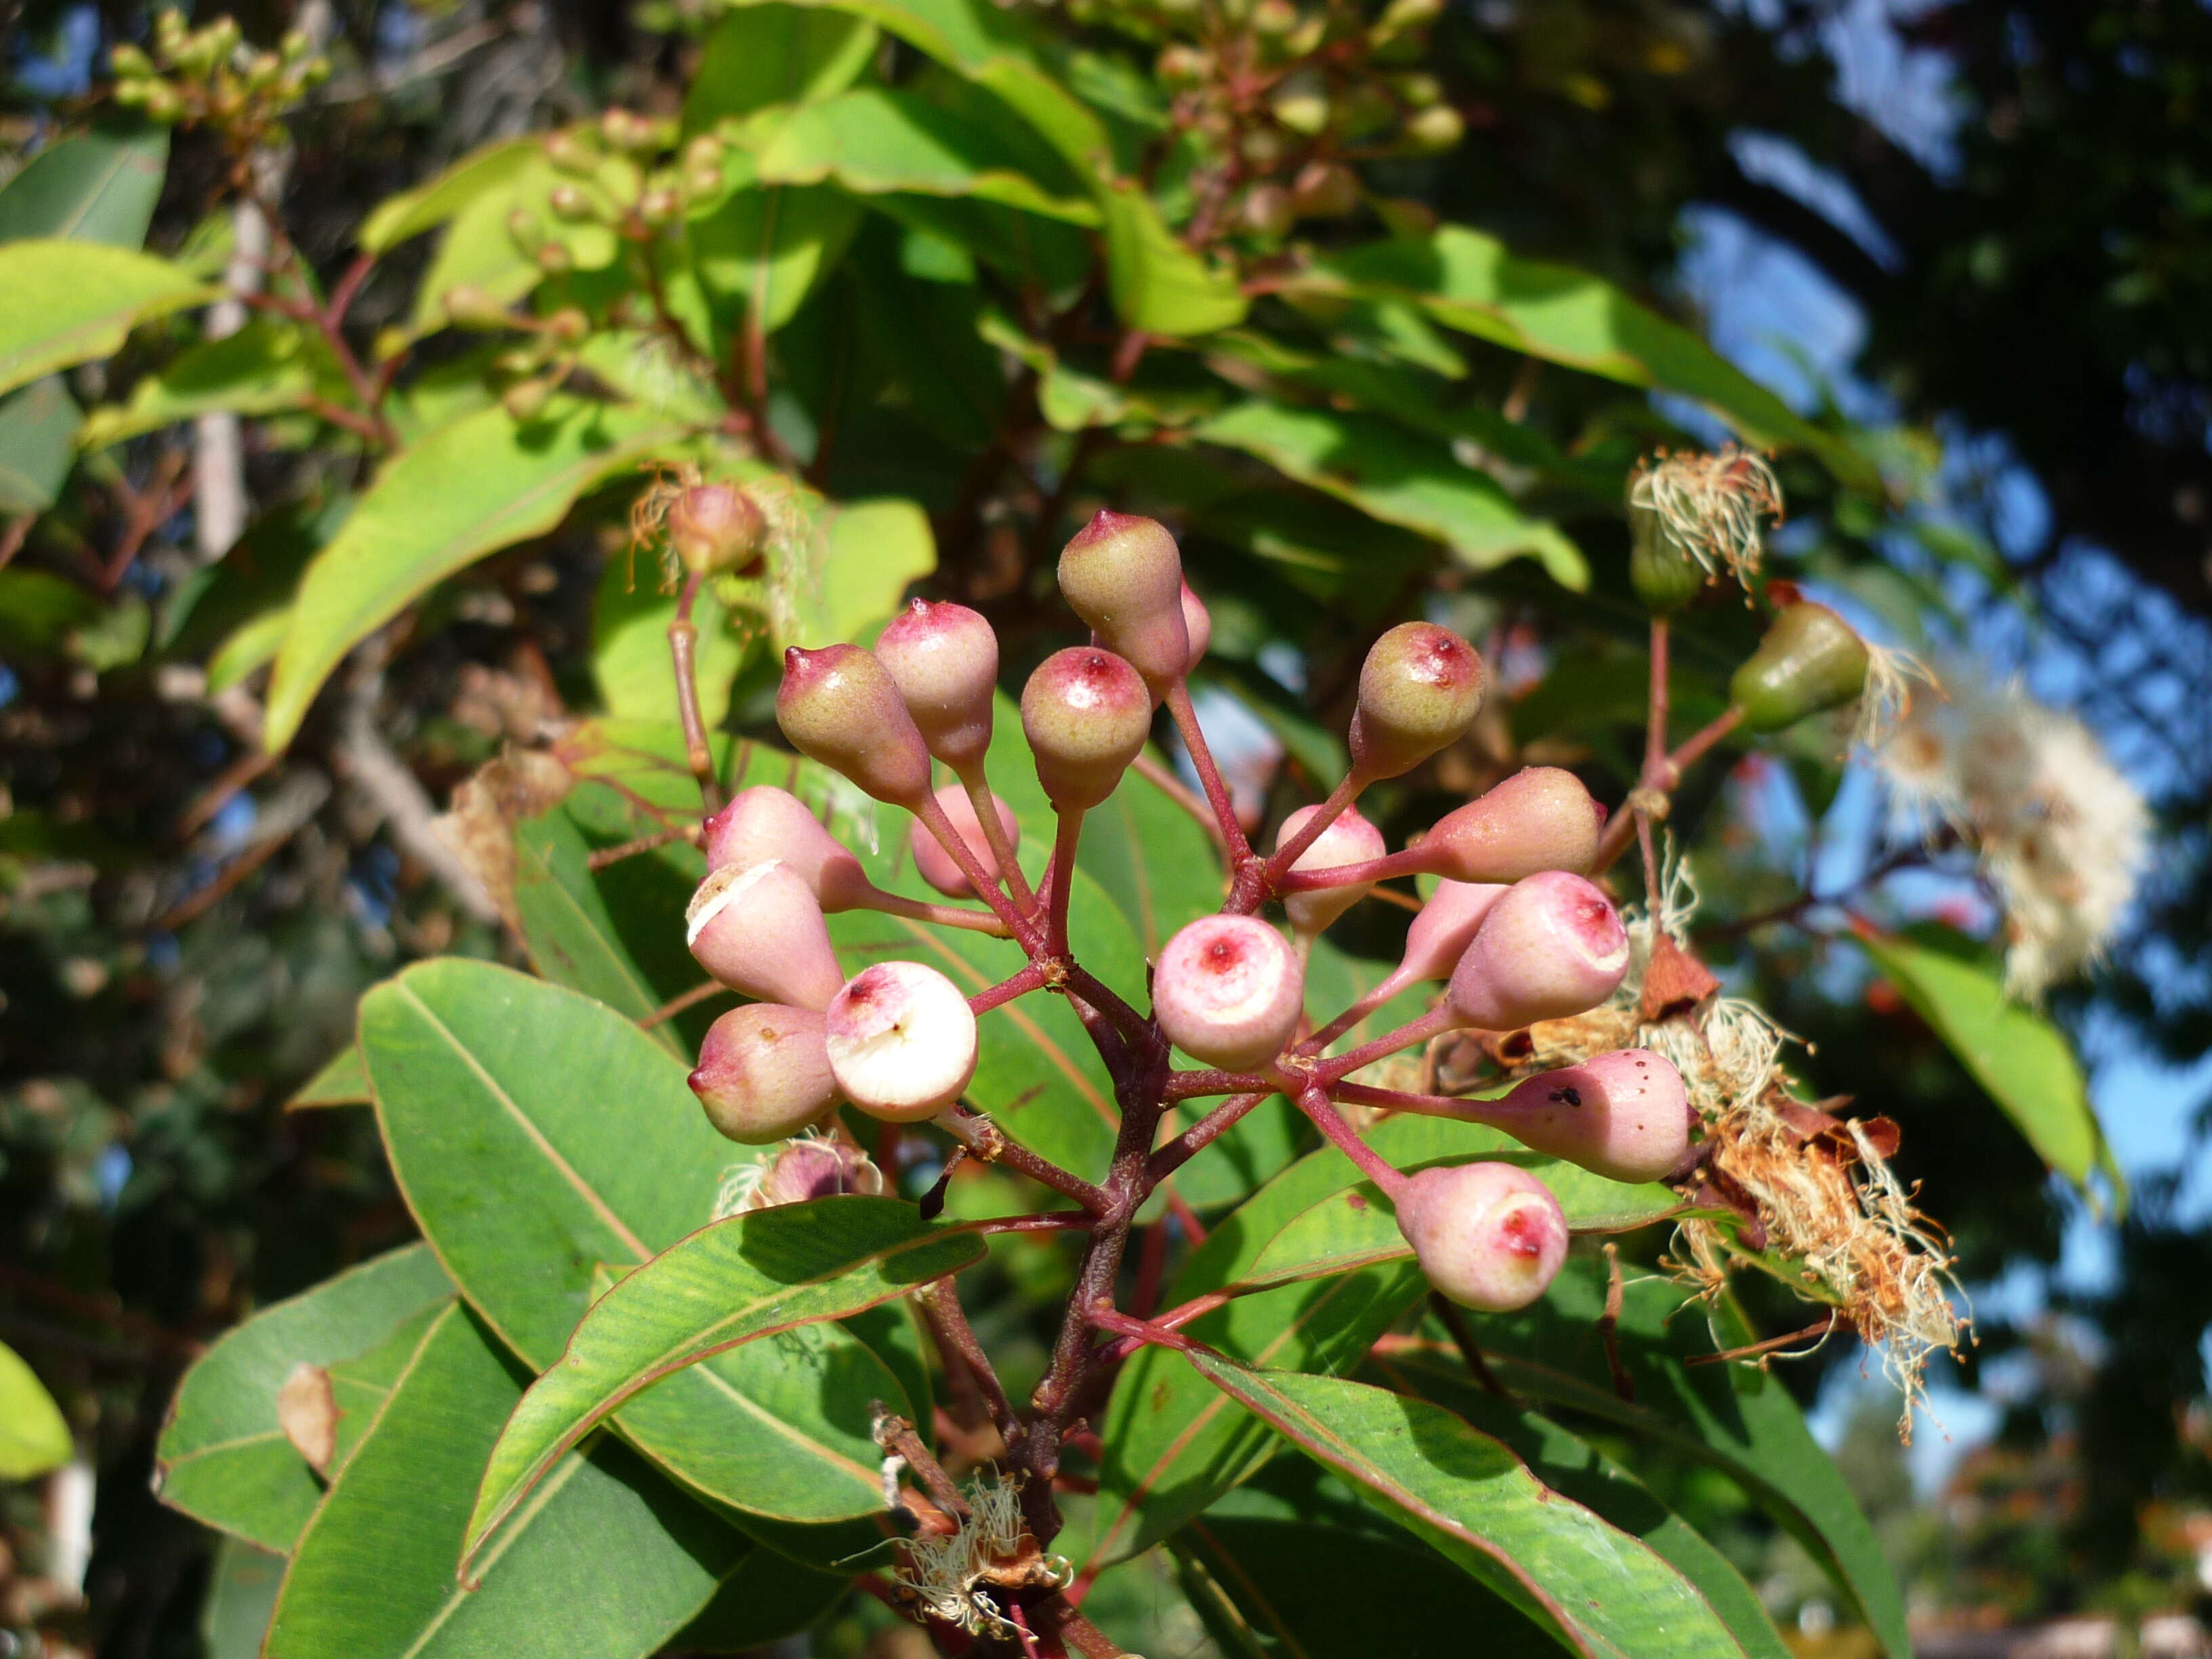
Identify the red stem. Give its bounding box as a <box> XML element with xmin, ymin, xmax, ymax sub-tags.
<box><xmin>1293</xmin><ymin>1086</ymin><xmax>1408</xmax><ymax>1200</ymax></box>
<box><xmin>1313</xmin><ymin>1004</ymin><xmax>1463</xmax><ymax>1085</ymax></box>
<box><xmin>1164</xmin><ymin>680</ymin><xmax>1254</xmax><ymax>869</ymax></box>
<box><xmin>915</xmin><ymin>792</ymin><xmax>1038</xmax><ymax>948</ymax></box>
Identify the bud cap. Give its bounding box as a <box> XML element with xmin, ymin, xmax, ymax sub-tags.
<box><xmin>1153</xmin><ymin>915</ymin><xmax>1305</xmax><ymax>1070</ymax></box>
<box><xmin>1349</xmin><ymin>623</ymin><xmax>1487</xmax><ymax>779</ymax></box>
<box><xmin>1020</xmin><ymin>647</ymin><xmax>1153</xmax><ymax>812</ymax></box>
<box><xmin>824</xmin><ymin>962</ymin><xmax>979</xmax><ymax>1122</ymax></box>
<box><xmin>776</xmin><ymin>644</ymin><xmax>933</xmax><ymax>807</ymax></box>
<box><xmin>1057</xmin><ymin>512</ymin><xmax>1190</xmax><ymax>697</ymax></box>
<box><xmin>875</xmin><ymin>598</ymin><xmax>999</xmax><ymax>771</ymax></box>
<box><xmin>1447</xmin><ymin>870</ymin><xmax>1630</xmax><ymax>1030</ymax></box>
<box><xmin>687</xmin><ymin>860</ymin><xmax>846</xmax><ymax>1010</ymax></box>
<box><xmin>1395</xmin><ymin>1161</ymin><xmax>1569</xmax><ymax>1312</ymax></box>
<box><xmin>689</xmin><ymin>1004</ymin><xmax>839</xmax><ymax>1144</ymax></box>
<box><xmin>1276</xmin><ymin>804</ymin><xmax>1386</xmax><ymax>938</ymax></box>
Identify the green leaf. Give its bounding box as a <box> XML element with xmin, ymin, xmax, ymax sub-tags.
<box><xmin>740</xmin><ymin>89</ymin><xmax>1098</xmax><ymax>224</ymax></box>
<box><xmin>360</xmin><ymin>137</ymin><xmax>541</xmax><ymax>253</ymax></box>
<box><xmin>1192</xmin><ymin>400</ymin><xmax>1587</xmax><ymax>588</ymax></box>
<box><xmin>687</xmin><ymin>3</ymin><xmax>878</xmax><ymax>127</ymax></box>
<box><xmin>0</xmin><ymin>568</ymin><xmax>102</xmax><ymax>660</ymax></box>
<box><xmin>691</xmin><ymin>184</ymin><xmax>868</xmax><ymax>336</ymax></box>
<box><xmin>592</xmin><ymin>551</ymin><xmax>751</xmax><ymax>727</ymax></box>
<box><xmin>200</xmin><ymin>1538</ymin><xmax>286</xmax><ymax>1659</ymax></box>
<box><xmin>1291</xmin><ymin>227</ymin><xmax>1879</xmax><ymax>493</ymax></box>
<box><xmin>788</xmin><ymin>496</ymin><xmax>937</xmax><ymax>646</ymax></box>
<box><xmin>1185</xmin><ymin>1360</ymin><xmax>1753</xmax><ymax>1659</ymax></box>
<box><xmin>358</xmin><ymin>958</ymin><xmax>926</xmax><ymax>1523</ymax></box>
<box><xmin>287</xmin><ymin>1043</ymin><xmax>372</xmax><ymax>1110</ymax></box>
<box><xmin>1103</xmin><ymin>185</ymin><xmax>1246</xmax><ymax>337</ymax></box>
<box><xmin>80</xmin><ymin>317</ymin><xmax>346</xmax><ymax>448</ymax></box>
<box><xmin>1851</xmin><ymin>924</ymin><xmax>2109</xmax><ymax>1188</ymax></box>
<box><xmin>265</xmin><ymin>1302</ymin><xmax>750</xmax><ymax>1659</ymax></box>
<box><xmin>0</xmin><ymin>377</ymin><xmax>83</xmax><ymax>512</ymax></box>
<box><xmin>464</xmin><ymin>1196</ymin><xmax>981</xmax><ymax>1567</ymax></box>
<box><xmin>404</xmin><ymin>153</ymin><xmax>621</xmax><ymax>333</ymax></box>
<box><xmin>667</xmin><ymin>1549</ymin><xmax>851</xmax><ymax>1650</ymax></box>
<box><xmin>264</xmin><ymin>399</ymin><xmax>692</xmax><ymax>752</ymax></box>
<box><xmin>155</xmin><ymin>1244</ymin><xmax>454</xmax><ymax>1550</ymax></box>
<box><xmin>0</xmin><ymin>240</ymin><xmax>209</xmax><ymax>398</ymax></box>
<box><xmin>0</xmin><ymin>121</ymin><xmax>169</xmax><ymax>247</ymax></box>
<box><xmin>0</xmin><ymin>1340</ymin><xmax>73</xmax><ymax>1478</ymax></box>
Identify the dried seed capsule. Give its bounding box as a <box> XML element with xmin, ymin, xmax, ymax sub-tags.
<box><xmin>1019</xmin><ymin>647</ymin><xmax>1152</xmax><ymax>812</ymax></box>
<box><xmin>1276</xmin><ymin>803</ymin><xmax>1386</xmax><ymax>938</ymax></box>
<box><xmin>1729</xmin><ymin>602</ymin><xmax>1869</xmax><ymax>731</ymax></box>
<box><xmin>687</xmin><ymin>860</ymin><xmax>845</xmax><ymax>1010</ymax></box>
<box><xmin>1479</xmin><ymin>1050</ymin><xmax>1691</xmax><ymax>1183</ymax></box>
<box><xmin>1057</xmin><ymin>511</ymin><xmax>1190</xmax><ymax>697</ymax></box>
<box><xmin>1348</xmin><ymin>622</ymin><xmax>1487</xmax><ymax>780</ymax></box>
<box><xmin>776</xmin><ymin>644</ymin><xmax>934</xmax><ymax>808</ymax></box>
<box><xmin>875</xmin><ymin>598</ymin><xmax>999</xmax><ymax>772</ymax></box>
<box><xmin>824</xmin><ymin>962</ymin><xmax>978</xmax><ymax>1122</ymax></box>
<box><xmin>689</xmin><ymin>1004</ymin><xmax>839</xmax><ymax>1144</ymax></box>
<box><xmin>1397</xmin><ymin>879</ymin><xmax>1509</xmax><ymax>983</ymax></box>
<box><xmin>910</xmin><ymin>785</ymin><xmax>1019</xmax><ymax>898</ymax></box>
<box><xmin>1415</xmin><ymin>766</ymin><xmax>1602</xmax><ymax>881</ymax></box>
<box><xmin>1447</xmin><ymin>870</ymin><xmax>1630</xmax><ymax>1029</ymax></box>
<box><xmin>701</xmin><ymin>787</ymin><xmax>870</xmax><ymax>910</ymax></box>
<box><xmin>1395</xmin><ymin>1162</ymin><xmax>1568</xmax><ymax>1312</ymax></box>
<box><xmin>1153</xmin><ymin>915</ymin><xmax>1305</xmax><ymax>1069</ymax></box>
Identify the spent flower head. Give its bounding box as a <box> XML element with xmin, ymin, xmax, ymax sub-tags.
<box><xmin>1628</xmin><ymin>446</ymin><xmax>1783</xmax><ymax>602</ymax></box>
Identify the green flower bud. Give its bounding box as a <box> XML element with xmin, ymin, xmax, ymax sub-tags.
<box><xmin>1401</xmin><ymin>104</ymin><xmax>1465</xmax><ymax>154</ymax></box>
<box><xmin>545</xmin><ymin>129</ymin><xmax>597</xmax><ymax>176</ymax></box>
<box><xmin>636</xmin><ymin>186</ymin><xmax>680</xmax><ymax>228</ymax></box>
<box><xmin>1271</xmin><ymin>70</ymin><xmax>1330</xmax><ymax>136</ymax></box>
<box><xmin>1729</xmin><ymin>602</ymin><xmax>1870</xmax><ymax>731</ymax></box>
<box><xmin>441</xmin><ymin>285</ymin><xmax>511</xmax><ymax>330</ymax></box>
<box><xmin>501</xmin><ymin>377</ymin><xmax>554</xmax><ymax>421</ymax></box>
<box><xmin>548</xmin><ymin>183</ymin><xmax>595</xmax><ymax>222</ymax></box>
<box><xmin>110</xmin><ymin>43</ymin><xmax>153</xmax><ymax>77</ymax></box>
<box><xmin>1348</xmin><ymin>621</ymin><xmax>1487</xmax><ymax>779</ymax></box>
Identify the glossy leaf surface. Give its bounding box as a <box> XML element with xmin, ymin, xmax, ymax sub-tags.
<box><xmin>0</xmin><ymin>240</ymin><xmax>207</xmax><ymax>396</ymax></box>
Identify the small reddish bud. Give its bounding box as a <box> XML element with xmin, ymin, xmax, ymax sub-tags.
<box><xmin>1179</xmin><ymin>581</ymin><xmax>1212</xmax><ymax>674</ymax></box>
<box><xmin>1349</xmin><ymin>623</ymin><xmax>1488</xmax><ymax>779</ymax></box>
<box><xmin>701</xmin><ymin>786</ymin><xmax>870</xmax><ymax>911</ymax></box>
<box><xmin>689</xmin><ymin>1004</ymin><xmax>839</xmax><ymax>1144</ymax></box>
<box><xmin>1415</xmin><ymin>767</ymin><xmax>1602</xmax><ymax>882</ymax></box>
<box><xmin>776</xmin><ymin>644</ymin><xmax>933</xmax><ymax>807</ymax></box>
<box><xmin>668</xmin><ymin>484</ymin><xmax>765</xmax><ymax>577</ymax></box>
<box><xmin>1397</xmin><ymin>880</ymin><xmax>1509</xmax><ymax>983</ymax></box>
<box><xmin>737</xmin><ymin>1136</ymin><xmax>884</xmax><ymax>1212</ymax></box>
<box><xmin>875</xmin><ymin>598</ymin><xmax>999</xmax><ymax>771</ymax></box>
<box><xmin>1153</xmin><ymin>915</ymin><xmax>1305</xmax><ymax>1069</ymax></box>
<box><xmin>1276</xmin><ymin>804</ymin><xmax>1386</xmax><ymax>938</ymax></box>
<box><xmin>687</xmin><ymin>861</ymin><xmax>845</xmax><ymax>1010</ymax></box>
<box><xmin>823</xmin><ymin>962</ymin><xmax>978</xmax><ymax>1122</ymax></box>
<box><xmin>1395</xmin><ymin>1162</ymin><xmax>1568</xmax><ymax>1312</ymax></box>
<box><xmin>1019</xmin><ymin>647</ymin><xmax>1152</xmax><ymax>812</ymax></box>
<box><xmin>1057</xmin><ymin>511</ymin><xmax>1190</xmax><ymax>697</ymax></box>
<box><xmin>911</xmin><ymin>785</ymin><xmax>1019</xmax><ymax>898</ymax></box>
<box><xmin>1729</xmin><ymin>602</ymin><xmax>1870</xmax><ymax>732</ymax></box>
<box><xmin>1486</xmin><ymin>1051</ymin><xmax>1691</xmax><ymax>1183</ymax></box>
<box><xmin>1447</xmin><ymin>871</ymin><xmax>1630</xmax><ymax>1030</ymax></box>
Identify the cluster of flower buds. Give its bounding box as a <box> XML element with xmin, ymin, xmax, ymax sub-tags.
<box><xmin>537</xmin><ymin>113</ymin><xmax>735</xmax><ymax>243</ymax></box>
<box><xmin>671</xmin><ymin>501</ymin><xmax>1702</xmax><ymax>1319</ymax></box>
<box><xmin>111</xmin><ymin>14</ymin><xmax>328</xmax><ymax>142</ymax></box>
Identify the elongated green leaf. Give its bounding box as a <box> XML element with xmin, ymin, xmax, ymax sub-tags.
<box><xmin>359</xmin><ymin>959</ymin><xmax>924</xmax><ymax>1523</ymax></box>
<box><xmin>0</xmin><ymin>240</ymin><xmax>209</xmax><ymax>396</ymax></box>
<box><xmin>739</xmin><ymin>89</ymin><xmax>1097</xmax><ymax>223</ymax></box>
<box><xmin>264</xmin><ymin>399</ymin><xmax>691</xmax><ymax>751</ymax></box>
<box><xmin>687</xmin><ymin>3</ymin><xmax>877</xmax><ymax>127</ymax></box>
<box><xmin>668</xmin><ymin>1549</ymin><xmax>851</xmax><ymax>1650</ymax></box>
<box><xmin>0</xmin><ymin>378</ymin><xmax>83</xmax><ymax>512</ymax></box>
<box><xmin>0</xmin><ymin>121</ymin><xmax>168</xmax><ymax>247</ymax></box>
<box><xmin>1191</xmin><ymin>1361</ymin><xmax>1750</xmax><ymax>1659</ymax></box>
<box><xmin>155</xmin><ymin>1244</ymin><xmax>455</xmax><ymax>1550</ymax></box>
<box><xmin>1193</xmin><ymin>398</ymin><xmax>1587</xmax><ymax>589</ymax></box>
<box><xmin>1103</xmin><ymin>184</ymin><xmax>1247</xmax><ymax>336</ymax></box>
<box><xmin>691</xmin><ymin>184</ymin><xmax>867</xmax><ymax>335</ymax></box>
<box><xmin>201</xmin><ymin>1538</ymin><xmax>286</xmax><ymax>1659</ymax></box>
<box><xmin>287</xmin><ymin>1043</ymin><xmax>371</xmax><ymax>1109</ymax></box>
<box><xmin>266</xmin><ymin>1303</ymin><xmax>748</xmax><ymax>1659</ymax></box>
<box><xmin>1290</xmin><ymin>227</ymin><xmax>1877</xmax><ymax>493</ymax></box>
<box><xmin>0</xmin><ymin>1340</ymin><xmax>72</xmax><ymax>1478</ymax></box>
<box><xmin>81</xmin><ymin>317</ymin><xmax>345</xmax><ymax>448</ymax></box>
<box><xmin>591</xmin><ymin>548</ymin><xmax>750</xmax><ymax>729</ymax></box>
<box><xmin>465</xmin><ymin>1197</ymin><xmax>981</xmax><ymax>1566</ymax></box>
<box><xmin>1852</xmin><ymin>924</ymin><xmax>2108</xmax><ymax>1188</ymax></box>
<box><xmin>361</xmin><ymin>138</ymin><xmax>541</xmax><ymax>253</ymax></box>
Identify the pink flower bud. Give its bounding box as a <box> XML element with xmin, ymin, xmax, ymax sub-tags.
<box><xmin>1057</xmin><ymin>511</ymin><xmax>1190</xmax><ymax>697</ymax></box>
<box><xmin>1348</xmin><ymin>622</ymin><xmax>1487</xmax><ymax>779</ymax></box>
<box><xmin>823</xmin><ymin>962</ymin><xmax>979</xmax><ymax>1122</ymax></box>
<box><xmin>776</xmin><ymin>644</ymin><xmax>933</xmax><ymax>807</ymax></box>
<box><xmin>702</xmin><ymin>787</ymin><xmax>870</xmax><ymax>910</ymax></box>
<box><xmin>687</xmin><ymin>861</ymin><xmax>845</xmax><ymax>1010</ymax></box>
<box><xmin>1447</xmin><ymin>871</ymin><xmax>1629</xmax><ymax>1030</ymax></box>
<box><xmin>875</xmin><ymin>598</ymin><xmax>999</xmax><ymax>772</ymax></box>
<box><xmin>1481</xmin><ymin>1050</ymin><xmax>1691</xmax><ymax>1183</ymax></box>
<box><xmin>1397</xmin><ymin>880</ymin><xmax>1509</xmax><ymax>983</ymax></box>
<box><xmin>1395</xmin><ymin>1161</ymin><xmax>1568</xmax><ymax>1312</ymax></box>
<box><xmin>1276</xmin><ymin>803</ymin><xmax>1386</xmax><ymax>937</ymax></box>
<box><xmin>1415</xmin><ymin>767</ymin><xmax>1603</xmax><ymax>882</ymax></box>
<box><xmin>910</xmin><ymin>785</ymin><xmax>1019</xmax><ymax>898</ymax></box>
<box><xmin>1153</xmin><ymin>914</ymin><xmax>1305</xmax><ymax>1069</ymax></box>
<box><xmin>689</xmin><ymin>1004</ymin><xmax>838</xmax><ymax>1144</ymax></box>
<box><xmin>668</xmin><ymin>483</ymin><xmax>765</xmax><ymax>577</ymax></box>
<box><xmin>1019</xmin><ymin>647</ymin><xmax>1152</xmax><ymax>812</ymax></box>
<box><xmin>1180</xmin><ymin>581</ymin><xmax>1212</xmax><ymax>674</ymax></box>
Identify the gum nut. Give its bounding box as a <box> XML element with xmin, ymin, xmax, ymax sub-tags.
<box><xmin>1180</xmin><ymin>581</ymin><xmax>1212</xmax><ymax>672</ymax></box>
<box><xmin>687</xmin><ymin>861</ymin><xmax>845</xmax><ymax>1010</ymax></box>
<box><xmin>1153</xmin><ymin>914</ymin><xmax>1305</xmax><ymax>1070</ymax></box>
<box><xmin>911</xmin><ymin>785</ymin><xmax>1018</xmax><ymax>897</ymax></box>
<box><xmin>1395</xmin><ymin>1162</ymin><xmax>1568</xmax><ymax>1312</ymax></box>
<box><xmin>1020</xmin><ymin>646</ymin><xmax>1153</xmax><ymax>812</ymax></box>
<box><xmin>1729</xmin><ymin>602</ymin><xmax>1870</xmax><ymax>733</ymax></box>
<box><xmin>1348</xmin><ymin>622</ymin><xmax>1488</xmax><ymax>779</ymax></box>
<box><xmin>1487</xmin><ymin>1050</ymin><xmax>1691</xmax><ymax>1183</ymax></box>
<box><xmin>1057</xmin><ymin>510</ymin><xmax>1190</xmax><ymax>695</ymax></box>
<box><xmin>702</xmin><ymin>787</ymin><xmax>869</xmax><ymax>909</ymax></box>
<box><xmin>1398</xmin><ymin>880</ymin><xmax>1510</xmax><ymax>982</ymax></box>
<box><xmin>776</xmin><ymin>644</ymin><xmax>933</xmax><ymax>807</ymax></box>
<box><xmin>1277</xmin><ymin>803</ymin><xmax>1387</xmax><ymax>937</ymax></box>
<box><xmin>876</xmin><ymin>598</ymin><xmax>1000</xmax><ymax>771</ymax></box>
<box><xmin>1447</xmin><ymin>871</ymin><xmax>1630</xmax><ymax>1031</ymax></box>
<box><xmin>823</xmin><ymin>962</ymin><xmax>978</xmax><ymax>1122</ymax></box>
<box><xmin>689</xmin><ymin>1005</ymin><xmax>838</xmax><ymax>1144</ymax></box>
<box><xmin>1418</xmin><ymin>767</ymin><xmax>1603</xmax><ymax>881</ymax></box>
